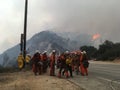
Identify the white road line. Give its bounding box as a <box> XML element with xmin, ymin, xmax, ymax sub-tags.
<box><xmin>97</xmin><ymin>77</ymin><xmax>112</xmax><ymax>82</ymax></box>
<box><xmin>97</xmin><ymin>77</ymin><xmax>120</xmax><ymax>84</ymax></box>
<box><xmin>97</xmin><ymin>77</ymin><xmax>120</xmax><ymax>90</ymax></box>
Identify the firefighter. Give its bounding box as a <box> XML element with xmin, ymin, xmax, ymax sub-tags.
<box><xmin>80</xmin><ymin>51</ymin><xmax>89</xmax><ymax>76</ymax></box>
<box><xmin>66</xmin><ymin>55</ymin><xmax>73</xmax><ymax>78</ymax></box>
<box><xmin>17</xmin><ymin>53</ymin><xmax>25</xmax><ymax>70</ymax></box>
<box><xmin>71</xmin><ymin>53</ymin><xmax>75</xmax><ymax>72</ymax></box>
<box><xmin>41</xmin><ymin>51</ymin><xmax>48</xmax><ymax>73</ymax></box>
<box><xmin>62</xmin><ymin>51</ymin><xmax>70</xmax><ymax>78</ymax></box>
<box><xmin>57</xmin><ymin>53</ymin><xmax>66</xmax><ymax>78</ymax></box>
<box><xmin>50</xmin><ymin>50</ymin><xmax>56</xmax><ymax>76</ymax></box>
<box><xmin>31</xmin><ymin>50</ymin><xmax>42</xmax><ymax>75</ymax></box>
<box><xmin>56</xmin><ymin>55</ymin><xmax>61</xmax><ymax>69</ymax></box>
<box><xmin>25</xmin><ymin>54</ymin><xmax>31</xmax><ymax>64</ymax></box>
<box><xmin>74</xmin><ymin>51</ymin><xmax>81</xmax><ymax>75</ymax></box>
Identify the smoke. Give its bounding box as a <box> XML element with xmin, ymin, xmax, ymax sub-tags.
<box><xmin>26</xmin><ymin>0</ymin><xmax>120</xmax><ymax>42</ymax></box>
<box><xmin>0</xmin><ymin>0</ymin><xmax>120</xmax><ymax>53</ymax></box>
<box><xmin>0</xmin><ymin>36</ymin><xmax>19</xmax><ymax>54</ymax></box>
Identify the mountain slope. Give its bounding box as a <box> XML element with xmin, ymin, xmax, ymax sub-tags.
<box><xmin>27</xmin><ymin>31</ymin><xmax>69</xmax><ymax>54</ymax></box>
<box><xmin>0</xmin><ymin>31</ymin><xmax>69</xmax><ymax>67</ymax></box>
<box><xmin>57</xmin><ymin>32</ymin><xmax>93</xmax><ymax>49</ymax></box>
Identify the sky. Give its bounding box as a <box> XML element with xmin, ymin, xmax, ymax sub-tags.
<box><xmin>0</xmin><ymin>0</ymin><xmax>120</xmax><ymax>53</ymax></box>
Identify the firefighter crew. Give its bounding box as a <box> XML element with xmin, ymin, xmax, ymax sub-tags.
<box><xmin>41</xmin><ymin>51</ymin><xmax>48</xmax><ymax>73</ymax></box>
<box><xmin>50</xmin><ymin>50</ymin><xmax>56</xmax><ymax>76</ymax></box>
<box><xmin>80</xmin><ymin>51</ymin><xmax>89</xmax><ymax>76</ymax></box>
<box><xmin>31</xmin><ymin>50</ymin><xmax>42</xmax><ymax>75</ymax></box>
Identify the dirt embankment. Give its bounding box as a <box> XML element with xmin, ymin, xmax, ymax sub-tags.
<box><xmin>0</xmin><ymin>71</ymin><xmax>82</xmax><ymax>90</ymax></box>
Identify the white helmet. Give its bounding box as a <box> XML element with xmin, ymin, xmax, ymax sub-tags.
<box><xmin>65</xmin><ymin>51</ymin><xmax>69</xmax><ymax>54</ymax></box>
<box><xmin>83</xmin><ymin>51</ymin><xmax>86</xmax><ymax>54</ymax></box>
<box><xmin>52</xmin><ymin>50</ymin><xmax>56</xmax><ymax>53</ymax></box>
<box><xmin>35</xmin><ymin>50</ymin><xmax>40</xmax><ymax>53</ymax></box>
<box><xmin>43</xmin><ymin>51</ymin><xmax>47</xmax><ymax>54</ymax></box>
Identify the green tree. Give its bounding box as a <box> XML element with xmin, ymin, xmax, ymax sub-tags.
<box><xmin>97</xmin><ymin>40</ymin><xmax>120</xmax><ymax>60</ymax></box>
<box><xmin>80</xmin><ymin>46</ymin><xmax>97</xmax><ymax>59</ymax></box>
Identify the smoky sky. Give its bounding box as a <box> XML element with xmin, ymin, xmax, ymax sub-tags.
<box><xmin>27</xmin><ymin>0</ymin><xmax>120</xmax><ymax>41</ymax></box>
<box><xmin>0</xmin><ymin>0</ymin><xmax>120</xmax><ymax>53</ymax></box>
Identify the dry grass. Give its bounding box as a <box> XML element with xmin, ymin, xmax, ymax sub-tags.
<box><xmin>0</xmin><ymin>71</ymin><xmax>81</xmax><ymax>90</ymax></box>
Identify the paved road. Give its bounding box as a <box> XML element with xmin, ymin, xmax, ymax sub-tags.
<box><xmin>69</xmin><ymin>61</ymin><xmax>120</xmax><ymax>90</ymax></box>
<box><xmin>89</xmin><ymin>62</ymin><xmax>120</xmax><ymax>80</ymax></box>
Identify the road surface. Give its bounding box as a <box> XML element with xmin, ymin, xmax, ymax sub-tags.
<box><xmin>69</xmin><ymin>61</ymin><xmax>120</xmax><ymax>90</ymax></box>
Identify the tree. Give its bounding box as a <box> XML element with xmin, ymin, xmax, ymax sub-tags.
<box><xmin>80</xmin><ymin>46</ymin><xmax>97</xmax><ymax>59</ymax></box>
<box><xmin>80</xmin><ymin>40</ymin><xmax>120</xmax><ymax>61</ymax></box>
<box><xmin>97</xmin><ymin>40</ymin><xmax>120</xmax><ymax>60</ymax></box>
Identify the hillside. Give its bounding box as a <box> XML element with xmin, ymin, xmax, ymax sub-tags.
<box><xmin>0</xmin><ymin>30</ymin><xmax>95</xmax><ymax>67</ymax></box>
<box><xmin>0</xmin><ymin>31</ymin><xmax>70</xmax><ymax>67</ymax></box>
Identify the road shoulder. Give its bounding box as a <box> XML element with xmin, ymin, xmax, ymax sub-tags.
<box><xmin>0</xmin><ymin>71</ymin><xmax>82</xmax><ymax>90</ymax></box>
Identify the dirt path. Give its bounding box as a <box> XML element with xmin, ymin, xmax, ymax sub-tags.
<box><xmin>0</xmin><ymin>71</ymin><xmax>82</xmax><ymax>90</ymax></box>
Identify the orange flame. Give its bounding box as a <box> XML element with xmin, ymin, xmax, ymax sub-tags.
<box><xmin>92</xmin><ymin>34</ymin><xmax>100</xmax><ymax>40</ymax></box>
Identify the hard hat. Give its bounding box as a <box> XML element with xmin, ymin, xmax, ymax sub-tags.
<box><xmin>81</xmin><ymin>52</ymin><xmax>83</xmax><ymax>54</ymax></box>
<box><xmin>43</xmin><ymin>51</ymin><xmax>47</xmax><ymax>54</ymax></box>
<box><xmin>44</xmin><ymin>51</ymin><xmax>47</xmax><ymax>53</ymax></box>
<box><xmin>35</xmin><ymin>50</ymin><xmax>40</xmax><ymax>53</ymax></box>
<box><xmin>83</xmin><ymin>51</ymin><xmax>86</xmax><ymax>54</ymax></box>
<box><xmin>52</xmin><ymin>50</ymin><xmax>56</xmax><ymax>52</ymax></box>
<box><xmin>65</xmin><ymin>51</ymin><xmax>69</xmax><ymax>54</ymax></box>
<box><xmin>27</xmin><ymin>54</ymin><xmax>31</xmax><ymax>56</ymax></box>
